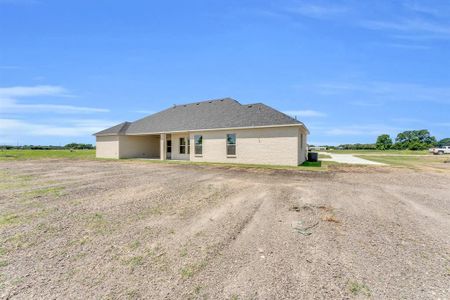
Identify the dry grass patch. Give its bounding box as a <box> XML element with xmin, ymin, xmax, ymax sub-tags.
<box><xmin>124</xmin><ymin>255</ymin><xmax>145</xmax><ymax>268</ymax></box>
<box><xmin>348</xmin><ymin>280</ymin><xmax>371</xmax><ymax>296</ymax></box>
<box><xmin>321</xmin><ymin>213</ymin><xmax>340</xmax><ymax>223</ymax></box>
<box><xmin>317</xmin><ymin>205</ymin><xmax>340</xmax><ymax>223</ymax></box>
<box><xmin>180</xmin><ymin>261</ymin><xmax>208</xmax><ymax>279</ymax></box>
<box><xmin>0</xmin><ymin>260</ymin><xmax>9</xmax><ymax>268</ymax></box>
<box><xmin>22</xmin><ymin>186</ymin><xmax>65</xmax><ymax>199</ymax></box>
<box><xmin>0</xmin><ymin>214</ymin><xmax>21</xmax><ymax>228</ymax></box>
<box><xmin>0</xmin><ymin>172</ymin><xmax>34</xmax><ymax>191</ymax></box>
<box><xmin>356</xmin><ymin>154</ymin><xmax>448</xmax><ymax>170</ymax></box>
<box><xmin>3</xmin><ymin>233</ymin><xmax>34</xmax><ymax>251</ymax></box>
<box><xmin>85</xmin><ymin>213</ymin><xmax>112</xmax><ymax>234</ymax></box>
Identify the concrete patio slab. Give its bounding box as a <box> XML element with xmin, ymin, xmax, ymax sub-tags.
<box><xmin>321</xmin><ymin>152</ymin><xmax>387</xmax><ymax>165</ymax></box>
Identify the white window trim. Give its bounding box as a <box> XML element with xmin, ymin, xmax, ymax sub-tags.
<box><xmin>194</xmin><ymin>135</ymin><xmax>203</xmax><ymax>156</ymax></box>
<box><xmin>226</xmin><ymin>133</ymin><xmax>237</xmax><ymax>157</ymax></box>
<box><xmin>187</xmin><ymin>137</ymin><xmax>190</xmax><ymax>154</ymax></box>
<box><xmin>179</xmin><ymin>137</ymin><xmax>186</xmax><ymax>154</ymax></box>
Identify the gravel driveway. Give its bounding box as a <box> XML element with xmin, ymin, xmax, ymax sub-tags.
<box><xmin>0</xmin><ymin>160</ymin><xmax>449</xmax><ymax>299</ymax></box>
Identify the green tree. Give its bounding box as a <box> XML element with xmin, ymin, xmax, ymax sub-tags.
<box><xmin>375</xmin><ymin>134</ymin><xmax>393</xmax><ymax>150</ymax></box>
<box><xmin>64</xmin><ymin>143</ymin><xmax>94</xmax><ymax>150</ymax></box>
<box><xmin>338</xmin><ymin>144</ymin><xmax>376</xmax><ymax>150</ymax></box>
<box><xmin>438</xmin><ymin>138</ymin><xmax>450</xmax><ymax>147</ymax></box>
<box><xmin>394</xmin><ymin>130</ymin><xmax>437</xmax><ymax>150</ymax></box>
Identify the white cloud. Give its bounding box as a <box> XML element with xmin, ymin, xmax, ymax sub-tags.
<box><xmin>0</xmin><ymin>98</ymin><xmax>109</xmax><ymax>114</ymax></box>
<box><xmin>348</xmin><ymin>100</ymin><xmax>383</xmax><ymax>107</ymax></box>
<box><xmin>361</xmin><ymin>18</ymin><xmax>450</xmax><ymax>39</ymax></box>
<box><xmin>383</xmin><ymin>43</ymin><xmax>431</xmax><ymax>50</ymax></box>
<box><xmin>0</xmin><ymin>85</ymin><xmax>66</xmax><ymax>98</ymax></box>
<box><xmin>324</xmin><ymin>124</ymin><xmax>398</xmax><ymax>136</ymax></box>
<box><xmin>0</xmin><ymin>118</ymin><xmax>118</xmax><ymax>137</ymax></box>
<box><xmin>325</xmin><ymin>128</ymin><xmax>365</xmax><ymax>136</ymax></box>
<box><xmin>391</xmin><ymin>117</ymin><xmax>425</xmax><ymax>124</ymax></box>
<box><xmin>312</xmin><ymin>81</ymin><xmax>450</xmax><ymax>104</ymax></box>
<box><xmin>283</xmin><ymin>110</ymin><xmax>326</xmax><ymax>117</ymax></box>
<box><xmin>0</xmin><ymin>85</ymin><xmax>109</xmax><ymax>114</ymax></box>
<box><xmin>285</xmin><ymin>3</ymin><xmax>349</xmax><ymax>19</ymax></box>
<box><xmin>359</xmin><ymin>2</ymin><xmax>450</xmax><ymax>41</ymax></box>
<box><xmin>133</xmin><ymin>110</ymin><xmax>156</xmax><ymax>115</ymax></box>
<box><xmin>403</xmin><ymin>2</ymin><xmax>444</xmax><ymax>17</ymax></box>
<box><xmin>0</xmin><ymin>85</ymin><xmax>114</xmax><ymax>143</ymax></box>
<box><xmin>260</xmin><ymin>1</ymin><xmax>450</xmax><ymax>44</ymax></box>
<box><xmin>307</xmin><ymin>141</ymin><xmax>336</xmax><ymax>146</ymax></box>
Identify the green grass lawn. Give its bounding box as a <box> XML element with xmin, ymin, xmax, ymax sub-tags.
<box><xmin>131</xmin><ymin>157</ymin><xmax>335</xmax><ymax>171</ymax></box>
<box><xmin>0</xmin><ymin>149</ymin><xmax>335</xmax><ymax>171</ymax></box>
<box><xmin>325</xmin><ymin>149</ymin><xmax>429</xmax><ymax>155</ymax></box>
<box><xmin>300</xmin><ymin>161</ymin><xmax>322</xmax><ymax>167</ymax></box>
<box><xmin>3</xmin><ymin>149</ymin><xmax>446</xmax><ymax>171</ymax></box>
<box><xmin>318</xmin><ymin>153</ymin><xmax>332</xmax><ymax>159</ymax></box>
<box><xmin>0</xmin><ymin>149</ymin><xmax>96</xmax><ymax>160</ymax></box>
<box><xmin>316</xmin><ymin>149</ymin><xmax>450</xmax><ymax>171</ymax></box>
<box><xmin>355</xmin><ymin>155</ymin><xmax>448</xmax><ymax>169</ymax></box>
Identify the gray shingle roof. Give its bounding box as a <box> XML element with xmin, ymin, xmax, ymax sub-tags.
<box><xmin>94</xmin><ymin>121</ymin><xmax>131</xmax><ymax>136</ymax></box>
<box><xmin>95</xmin><ymin>98</ymin><xmax>304</xmax><ymax>136</ymax></box>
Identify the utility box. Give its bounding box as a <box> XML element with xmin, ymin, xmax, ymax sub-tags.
<box><xmin>308</xmin><ymin>152</ymin><xmax>318</xmax><ymax>162</ymax></box>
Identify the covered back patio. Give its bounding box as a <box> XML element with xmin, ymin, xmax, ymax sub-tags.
<box><xmin>118</xmin><ymin>133</ymin><xmax>190</xmax><ymax>161</ymax></box>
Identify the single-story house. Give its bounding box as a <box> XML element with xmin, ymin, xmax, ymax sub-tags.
<box><xmin>94</xmin><ymin>98</ymin><xmax>309</xmax><ymax>166</ymax></box>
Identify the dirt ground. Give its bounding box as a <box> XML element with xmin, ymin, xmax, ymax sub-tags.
<box><xmin>0</xmin><ymin>160</ymin><xmax>449</xmax><ymax>299</ymax></box>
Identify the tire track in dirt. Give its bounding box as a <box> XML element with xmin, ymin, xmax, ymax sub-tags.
<box><xmin>171</xmin><ymin>183</ymin><xmax>350</xmax><ymax>299</ymax></box>
<box><xmin>162</xmin><ymin>188</ymin><xmax>268</xmax><ymax>298</ymax></box>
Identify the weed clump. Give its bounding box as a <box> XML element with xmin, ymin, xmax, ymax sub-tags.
<box><xmin>348</xmin><ymin>280</ymin><xmax>371</xmax><ymax>296</ymax></box>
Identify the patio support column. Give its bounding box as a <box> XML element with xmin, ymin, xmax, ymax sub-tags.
<box><xmin>160</xmin><ymin>133</ymin><xmax>166</xmax><ymax>160</ymax></box>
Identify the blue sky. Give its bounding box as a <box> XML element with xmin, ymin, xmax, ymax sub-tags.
<box><xmin>1</xmin><ymin>0</ymin><xmax>449</xmax><ymax>146</ymax></box>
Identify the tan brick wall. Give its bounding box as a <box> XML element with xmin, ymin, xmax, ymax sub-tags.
<box><xmin>170</xmin><ymin>133</ymin><xmax>190</xmax><ymax>160</ymax></box>
<box><xmin>96</xmin><ymin>126</ymin><xmax>307</xmax><ymax>165</ymax></box>
<box><xmin>298</xmin><ymin>128</ymin><xmax>308</xmax><ymax>164</ymax></box>
<box><xmin>96</xmin><ymin>136</ymin><xmax>120</xmax><ymax>159</ymax></box>
<box><xmin>118</xmin><ymin>135</ymin><xmax>160</xmax><ymax>158</ymax></box>
<box><xmin>189</xmin><ymin>126</ymin><xmax>303</xmax><ymax>166</ymax></box>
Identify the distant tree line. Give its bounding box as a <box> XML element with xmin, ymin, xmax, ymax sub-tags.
<box><xmin>311</xmin><ymin>130</ymin><xmax>449</xmax><ymax>151</ymax></box>
<box><xmin>64</xmin><ymin>143</ymin><xmax>95</xmax><ymax>150</ymax></box>
<box><xmin>309</xmin><ymin>144</ymin><xmax>376</xmax><ymax>150</ymax></box>
<box><xmin>0</xmin><ymin>143</ymin><xmax>95</xmax><ymax>150</ymax></box>
<box><xmin>337</xmin><ymin>143</ymin><xmax>377</xmax><ymax>150</ymax></box>
<box><xmin>376</xmin><ymin>130</ymin><xmax>441</xmax><ymax>150</ymax></box>
<box><xmin>309</xmin><ymin>144</ymin><xmax>377</xmax><ymax>150</ymax></box>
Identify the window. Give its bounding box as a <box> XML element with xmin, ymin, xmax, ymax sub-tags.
<box><xmin>166</xmin><ymin>140</ymin><xmax>171</xmax><ymax>153</ymax></box>
<box><xmin>226</xmin><ymin>134</ymin><xmax>236</xmax><ymax>156</ymax></box>
<box><xmin>194</xmin><ymin>135</ymin><xmax>202</xmax><ymax>155</ymax></box>
<box><xmin>179</xmin><ymin>137</ymin><xmax>186</xmax><ymax>154</ymax></box>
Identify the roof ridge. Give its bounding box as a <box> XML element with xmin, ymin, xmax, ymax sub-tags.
<box><xmin>93</xmin><ymin>121</ymin><xmax>131</xmax><ymax>136</ymax></box>
<box><xmin>120</xmin><ymin>122</ymin><xmax>131</xmax><ymax>133</ymax></box>
<box><xmin>244</xmin><ymin>102</ymin><xmax>263</xmax><ymax>106</ymax></box>
<box><xmin>174</xmin><ymin>97</ymin><xmax>238</xmax><ymax>107</ymax></box>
